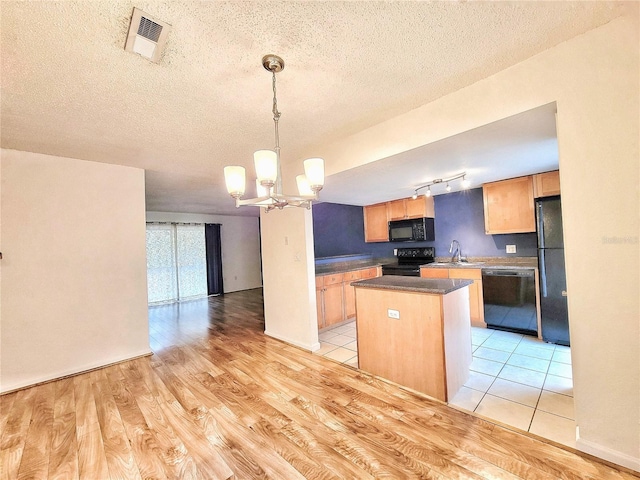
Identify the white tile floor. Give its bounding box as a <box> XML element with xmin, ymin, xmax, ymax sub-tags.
<box><xmin>315</xmin><ymin>322</ymin><xmax>359</xmax><ymax>369</ymax></box>
<box><xmin>454</xmin><ymin>327</ymin><xmax>575</xmax><ymax>448</ymax></box>
<box><xmin>315</xmin><ymin>321</ymin><xmax>575</xmax><ymax>448</ymax></box>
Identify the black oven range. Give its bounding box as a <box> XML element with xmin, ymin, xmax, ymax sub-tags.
<box><xmin>381</xmin><ymin>247</ymin><xmax>435</xmax><ymax>277</ymax></box>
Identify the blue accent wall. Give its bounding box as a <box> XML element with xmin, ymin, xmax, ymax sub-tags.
<box><xmin>312</xmin><ymin>187</ymin><xmax>537</xmax><ymax>259</ymax></box>
<box><xmin>311</xmin><ymin>202</ymin><xmax>416</xmax><ymax>258</ymax></box>
<box><xmin>433</xmin><ymin>188</ymin><xmax>537</xmax><ymax>258</ymax></box>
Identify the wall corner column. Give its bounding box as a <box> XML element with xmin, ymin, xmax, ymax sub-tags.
<box><xmin>260</xmin><ymin>206</ymin><xmax>320</xmax><ymax>351</ymax></box>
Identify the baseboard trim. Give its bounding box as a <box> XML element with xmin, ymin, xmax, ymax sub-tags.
<box><xmin>264</xmin><ymin>329</ymin><xmax>320</xmax><ymax>352</ymax></box>
<box><xmin>0</xmin><ymin>350</ymin><xmax>153</xmax><ymax>395</ymax></box>
<box><xmin>576</xmin><ymin>436</ymin><xmax>640</xmax><ymax>473</ymax></box>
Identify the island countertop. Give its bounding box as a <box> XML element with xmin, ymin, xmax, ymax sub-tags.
<box><xmin>351</xmin><ymin>275</ymin><xmax>473</xmax><ymax>295</ymax></box>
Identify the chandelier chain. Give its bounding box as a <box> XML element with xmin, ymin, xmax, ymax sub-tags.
<box><xmin>271</xmin><ymin>70</ymin><xmax>281</xmax><ymax>153</ymax></box>
<box><xmin>271</xmin><ymin>71</ymin><xmax>281</xmax><ymax>120</ymax></box>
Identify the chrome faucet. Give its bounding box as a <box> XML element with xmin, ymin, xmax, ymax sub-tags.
<box><xmin>449</xmin><ymin>239</ymin><xmax>462</xmax><ymax>263</ymax></box>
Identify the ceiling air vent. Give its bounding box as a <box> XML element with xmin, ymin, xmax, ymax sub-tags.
<box><xmin>124</xmin><ymin>8</ymin><xmax>171</xmax><ymax>63</ymax></box>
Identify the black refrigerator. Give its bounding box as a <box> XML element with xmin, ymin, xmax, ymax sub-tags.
<box><xmin>536</xmin><ymin>196</ymin><xmax>570</xmax><ymax>346</ymax></box>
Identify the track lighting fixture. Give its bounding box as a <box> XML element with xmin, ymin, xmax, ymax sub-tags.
<box><xmin>412</xmin><ymin>172</ymin><xmax>469</xmax><ymax>198</ymax></box>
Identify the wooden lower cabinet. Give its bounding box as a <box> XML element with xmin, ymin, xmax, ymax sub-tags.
<box><xmin>344</xmin><ymin>280</ymin><xmax>356</xmax><ymax>319</ymax></box>
<box><xmin>316</xmin><ymin>267</ymin><xmax>381</xmax><ymax>330</ymax></box>
<box><xmin>421</xmin><ymin>267</ymin><xmax>486</xmax><ymax>327</ymax></box>
<box><xmin>316</xmin><ymin>273</ymin><xmax>344</xmax><ymax>329</ymax></box>
<box><xmin>323</xmin><ymin>283</ymin><xmax>344</xmax><ymax>327</ymax></box>
<box><xmin>355</xmin><ymin>285</ymin><xmax>471</xmax><ymax>402</ymax></box>
<box><xmin>315</xmin><ymin>286</ymin><xmax>324</xmax><ymax>329</ymax></box>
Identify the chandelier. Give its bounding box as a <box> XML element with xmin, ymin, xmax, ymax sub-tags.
<box><xmin>224</xmin><ymin>55</ymin><xmax>325</xmax><ymax>211</ymax></box>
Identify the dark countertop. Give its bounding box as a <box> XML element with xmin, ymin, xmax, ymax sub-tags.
<box><xmin>351</xmin><ymin>275</ymin><xmax>473</xmax><ymax>295</ymax></box>
<box><xmin>315</xmin><ymin>260</ymin><xmax>387</xmax><ymax>276</ymax></box>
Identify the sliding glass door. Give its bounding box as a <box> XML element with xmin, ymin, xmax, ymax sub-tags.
<box><xmin>146</xmin><ymin>223</ymin><xmax>209</xmax><ymax>304</ymax></box>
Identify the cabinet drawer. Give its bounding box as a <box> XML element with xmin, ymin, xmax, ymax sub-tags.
<box><xmin>420</xmin><ymin>268</ymin><xmax>449</xmax><ymax>279</ymax></box>
<box><xmin>360</xmin><ymin>267</ymin><xmax>379</xmax><ymax>279</ymax></box>
<box><xmin>323</xmin><ymin>273</ymin><xmax>344</xmax><ymax>286</ymax></box>
<box><xmin>343</xmin><ymin>270</ymin><xmax>362</xmax><ymax>281</ymax></box>
<box><xmin>449</xmin><ymin>268</ymin><xmax>482</xmax><ymax>280</ymax></box>
<box><xmin>315</xmin><ymin>276</ymin><xmax>324</xmax><ymax>289</ymax></box>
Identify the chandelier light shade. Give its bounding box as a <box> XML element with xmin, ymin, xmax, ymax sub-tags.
<box><xmin>254</xmin><ymin>150</ymin><xmax>278</xmax><ymax>187</ymax></box>
<box><xmin>223</xmin><ymin>166</ymin><xmax>246</xmax><ymax>198</ymax></box>
<box><xmin>303</xmin><ymin>157</ymin><xmax>325</xmax><ymax>192</ymax></box>
<box><xmin>224</xmin><ymin>54</ymin><xmax>325</xmax><ymax>211</ymax></box>
<box><xmin>296</xmin><ymin>175</ymin><xmax>314</xmax><ymax>196</ymax></box>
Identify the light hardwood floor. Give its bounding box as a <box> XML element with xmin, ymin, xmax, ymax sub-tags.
<box><xmin>2</xmin><ymin>288</ymin><xmax>637</xmax><ymax>479</ymax></box>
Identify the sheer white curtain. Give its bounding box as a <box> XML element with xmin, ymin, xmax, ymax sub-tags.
<box><xmin>176</xmin><ymin>224</ymin><xmax>207</xmax><ymax>300</ymax></box>
<box><xmin>146</xmin><ymin>223</ymin><xmax>207</xmax><ymax>305</ymax></box>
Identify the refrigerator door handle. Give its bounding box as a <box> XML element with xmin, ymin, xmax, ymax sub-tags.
<box><xmin>537</xmin><ymin>203</ymin><xmax>545</xmax><ymax>248</ymax></box>
<box><xmin>539</xmin><ymin>249</ymin><xmax>548</xmax><ymax>297</ymax></box>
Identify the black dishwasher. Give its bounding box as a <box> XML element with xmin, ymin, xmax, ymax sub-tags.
<box><xmin>482</xmin><ymin>269</ymin><xmax>537</xmax><ymax>336</ymax></box>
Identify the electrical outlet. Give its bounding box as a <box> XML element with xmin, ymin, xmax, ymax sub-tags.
<box><xmin>388</xmin><ymin>309</ymin><xmax>400</xmax><ymax>319</ymax></box>
<box><xmin>393</xmin><ymin>248</ymin><xmax>398</xmax><ymax>255</ymax></box>
<box><xmin>506</xmin><ymin>244</ymin><xmax>517</xmax><ymax>254</ymax></box>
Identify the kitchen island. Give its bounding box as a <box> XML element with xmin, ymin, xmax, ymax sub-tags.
<box><xmin>352</xmin><ymin>275</ymin><xmax>473</xmax><ymax>402</ymax></box>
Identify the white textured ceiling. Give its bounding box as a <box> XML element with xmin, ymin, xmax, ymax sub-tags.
<box><xmin>1</xmin><ymin>1</ymin><xmax>628</xmax><ymax>216</ymax></box>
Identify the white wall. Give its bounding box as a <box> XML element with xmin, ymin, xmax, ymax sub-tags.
<box><xmin>1</xmin><ymin>149</ymin><xmax>150</xmax><ymax>393</ymax></box>
<box><xmin>260</xmin><ymin>207</ymin><xmax>319</xmax><ymax>352</ymax></box>
<box><xmin>301</xmin><ymin>12</ymin><xmax>639</xmax><ymax>469</ymax></box>
<box><xmin>145</xmin><ymin>212</ymin><xmax>262</xmax><ymax>293</ymax></box>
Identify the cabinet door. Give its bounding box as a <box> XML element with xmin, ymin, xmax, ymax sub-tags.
<box><xmin>469</xmin><ymin>279</ymin><xmax>485</xmax><ymax>327</ymax></box>
<box><xmin>449</xmin><ymin>269</ymin><xmax>485</xmax><ymax>326</ymax></box>
<box><xmin>344</xmin><ymin>281</ymin><xmax>356</xmax><ymax>319</ymax></box>
<box><xmin>316</xmin><ymin>287</ymin><xmax>324</xmax><ymax>329</ymax></box>
<box><xmin>316</xmin><ymin>276</ymin><xmax>325</xmax><ymax>329</ymax></box>
<box><xmin>420</xmin><ymin>268</ymin><xmax>449</xmax><ymax>279</ymax></box>
<box><xmin>533</xmin><ymin>170</ymin><xmax>561</xmax><ymax>198</ymax></box>
<box><xmin>343</xmin><ymin>270</ymin><xmax>362</xmax><ymax>319</ymax></box>
<box><xmin>387</xmin><ymin>199</ymin><xmax>407</xmax><ymax>220</ymax></box>
<box><xmin>364</xmin><ymin>203</ymin><xmax>389</xmax><ymax>242</ymax></box>
<box><xmin>323</xmin><ymin>283</ymin><xmax>344</xmax><ymax>326</ymax></box>
<box><xmin>405</xmin><ymin>196</ymin><xmax>435</xmax><ymax>219</ymax></box>
<box><xmin>483</xmin><ymin>176</ymin><xmax>535</xmax><ymax>234</ymax></box>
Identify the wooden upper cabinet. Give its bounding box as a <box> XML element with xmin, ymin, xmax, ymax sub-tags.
<box><xmin>363</xmin><ymin>202</ymin><xmax>389</xmax><ymax>243</ymax></box>
<box><xmin>533</xmin><ymin>170</ymin><xmax>561</xmax><ymax>198</ymax></box>
<box><xmin>482</xmin><ymin>176</ymin><xmax>535</xmax><ymax>234</ymax></box>
<box><xmin>388</xmin><ymin>196</ymin><xmax>435</xmax><ymax>221</ymax></box>
<box><xmin>364</xmin><ymin>196</ymin><xmax>434</xmax><ymax>243</ymax></box>
<box><xmin>387</xmin><ymin>199</ymin><xmax>407</xmax><ymax>221</ymax></box>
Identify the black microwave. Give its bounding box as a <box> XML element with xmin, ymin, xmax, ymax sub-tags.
<box><xmin>388</xmin><ymin>217</ymin><xmax>435</xmax><ymax>242</ymax></box>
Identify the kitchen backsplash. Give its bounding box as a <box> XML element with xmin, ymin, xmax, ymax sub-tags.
<box><xmin>312</xmin><ymin>187</ymin><xmax>537</xmax><ymax>258</ymax></box>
